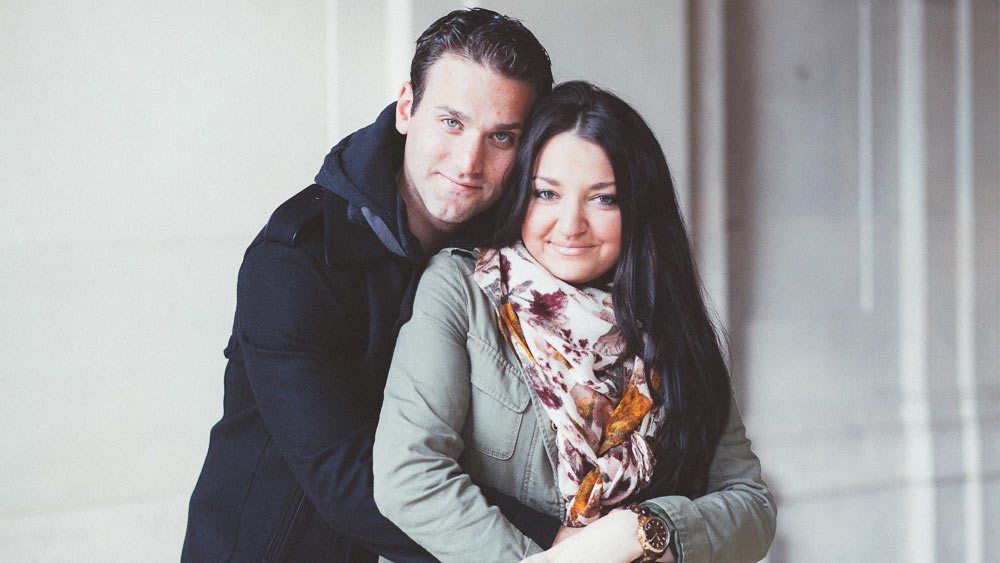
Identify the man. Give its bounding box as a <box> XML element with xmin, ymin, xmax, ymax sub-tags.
<box><xmin>182</xmin><ymin>9</ymin><xmax>557</xmax><ymax>562</ymax></box>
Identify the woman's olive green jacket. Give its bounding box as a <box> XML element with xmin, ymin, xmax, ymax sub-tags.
<box><xmin>373</xmin><ymin>249</ymin><xmax>776</xmax><ymax>563</ymax></box>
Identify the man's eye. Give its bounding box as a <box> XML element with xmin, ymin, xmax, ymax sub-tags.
<box><xmin>443</xmin><ymin>118</ymin><xmax>460</xmax><ymax>128</ymax></box>
<box><xmin>493</xmin><ymin>131</ymin><xmax>513</xmax><ymax>143</ymax></box>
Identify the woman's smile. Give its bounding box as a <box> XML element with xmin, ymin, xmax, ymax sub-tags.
<box><xmin>521</xmin><ymin>132</ymin><xmax>622</xmax><ymax>284</ymax></box>
<box><xmin>547</xmin><ymin>241</ymin><xmax>597</xmax><ymax>256</ymax></box>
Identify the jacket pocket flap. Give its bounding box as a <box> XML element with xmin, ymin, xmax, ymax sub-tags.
<box><xmin>467</xmin><ymin>337</ymin><xmax>531</xmax><ymax>412</ymax></box>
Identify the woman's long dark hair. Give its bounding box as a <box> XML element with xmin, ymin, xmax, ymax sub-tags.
<box><xmin>486</xmin><ymin>81</ymin><xmax>732</xmax><ymax>499</ymax></box>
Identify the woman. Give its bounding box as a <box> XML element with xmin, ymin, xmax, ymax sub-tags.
<box><xmin>373</xmin><ymin>81</ymin><xmax>776</xmax><ymax>562</ymax></box>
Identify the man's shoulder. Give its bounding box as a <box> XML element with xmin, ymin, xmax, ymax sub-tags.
<box><xmin>236</xmin><ymin>186</ymin><xmax>406</xmax><ymax>303</ymax></box>
<box><xmin>250</xmin><ymin>184</ymin><xmax>392</xmax><ymax>267</ymax></box>
<box><xmin>261</xmin><ymin>184</ymin><xmax>336</xmax><ymax>248</ymax></box>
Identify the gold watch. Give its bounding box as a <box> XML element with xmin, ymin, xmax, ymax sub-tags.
<box><xmin>628</xmin><ymin>503</ymin><xmax>671</xmax><ymax>562</ymax></box>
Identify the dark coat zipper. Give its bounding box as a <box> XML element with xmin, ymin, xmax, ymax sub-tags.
<box><xmin>261</xmin><ymin>486</ymin><xmax>306</xmax><ymax>562</ymax></box>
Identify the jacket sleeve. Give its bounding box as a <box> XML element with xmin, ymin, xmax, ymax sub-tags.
<box><xmin>373</xmin><ymin>254</ymin><xmax>544</xmax><ymax>563</ymax></box>
<box><xmin>645</xmin><ymin>398</ymin><xmax>777</xmax><ymax>563</ymax></box>
<box><xmin>236</xmin><ymin>239</ymin><xmax>435</xmax><ymax>563</ymax></box>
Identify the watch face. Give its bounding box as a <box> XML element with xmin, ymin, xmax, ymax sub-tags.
<box><xmin>643</xmin><ymin>517</ymin><xmax>669</xmax><ymax>551</ymax></box>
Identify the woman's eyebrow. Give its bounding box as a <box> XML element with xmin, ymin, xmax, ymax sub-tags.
<box><xmin>588</xmin><ymin>181</ymin><xmax>616</xmax><ymax>190</ymax></box>
<box><xmin>532</xmin><ymin>177</ymin><xmax>616</xmax><ymax>189</ymax></box>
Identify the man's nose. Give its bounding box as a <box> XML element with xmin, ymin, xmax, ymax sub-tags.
<box><xmin>454</xmin><ymin>135</ymin><xmax>484</xmax><ymax>176</ymax></box>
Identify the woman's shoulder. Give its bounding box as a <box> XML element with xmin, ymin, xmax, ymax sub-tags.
<box><xmin>423</xmin><ymin>247</ymin><xmax>479</xmax><ymax>280</ymax></box>
<box><xmin>414</xmin><ymin>248</ymin><xmax>499</xmax><ymax>328</ymax></box>
<box><xmin>429</xmin><ymin>246</ymin><xmax>478</xmax><ymax>266</ymax></box>
<box><xmin>409</xmin><ymin>247</ymin><xmax>481</xmax><ymax>309</ymax></box>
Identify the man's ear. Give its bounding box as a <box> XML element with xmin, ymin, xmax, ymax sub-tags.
<box><xmin>395</xmin><ymin>82</ymin><xmax>414</xmax><ymax>135</ymax></box>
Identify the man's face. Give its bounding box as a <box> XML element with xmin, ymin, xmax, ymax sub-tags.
<box><xmin>395</xmin><ymin>54</ymin><xmax>537</xmax><ymax>238</ymax></box>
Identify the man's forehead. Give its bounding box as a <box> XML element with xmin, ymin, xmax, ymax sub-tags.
<box><xmin>418</xmin><ymin>61</ymin><xmax>534</xmax><ymax>127</ymax></box>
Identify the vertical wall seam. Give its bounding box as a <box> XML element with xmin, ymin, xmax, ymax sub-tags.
<box><xmin>325</xmin><ymin>0</ymin><xmax>340</xmax><ymax>148</ymax></box>
<box><xmin>858</xmin><ymin>0</ymin><xmax>875</xmax><ymax>314</ymax></box>
<box><xmin>676</xmin><ymin>0</ymin><xmax>692</xmax><ymax>222</ymax></box>
<box><xmin>898</xmin><ymin>0</ymin><xmax>936</xmax><ymax>561</ymax></box>
<box><xmin>689</xmin><ymin>0</ymin><xmax>729</xmax><ymax>330</ymax></box>
<box><xmin>955</xmin><ymin>1</ymin><xmax>984</xmax><ymax>561</ymax></box>
<box><xmin>384</xmin><ymin>0</ymin><xmax>412</xmax><ymax>102</ymax></box>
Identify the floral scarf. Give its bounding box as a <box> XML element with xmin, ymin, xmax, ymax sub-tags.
<box><xmin>473</xmin><ymin>243</ymin><xmax>666</xmax><ymax>526</ymax></box>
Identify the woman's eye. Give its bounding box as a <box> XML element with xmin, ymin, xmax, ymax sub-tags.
<box><xmin>595</xmin><ymin>194</ymin><xmax>618</xmax><ymax>206</ymax></box>
<box><xmin>533</xmin><ymin>189</ymin><xmax>557</xmax><ymax>200</ymax></box>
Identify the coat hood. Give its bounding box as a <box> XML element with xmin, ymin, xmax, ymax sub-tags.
<box><xmin>314</xmin><ymin>103</ymin><xmax>412</xmax><ymax>257</ymax></box>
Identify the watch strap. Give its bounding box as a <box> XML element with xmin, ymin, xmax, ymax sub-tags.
<box><xmin>640</xmin><ymin>502</ymin><xmax>679</xmax><ymax>562</ymax></box>
<box><xmin>627</xmin><ymin>502</ymin><xmax>670</xmax><ymax>562</ymax></box>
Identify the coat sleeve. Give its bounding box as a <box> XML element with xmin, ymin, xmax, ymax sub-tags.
<box><xmin>236</xmin><ymin>238</ymin><xmax>435</xmax><ymax>563</ymax></box>
<box><xmin>645</xmin><ymin>397</ymin><xmax>777</xmax><ymax>563</ymax></box>
<box><xmin>373</xmin><ymin>254</ymin><xmax>544</xmax><ymax>563</ymax></box>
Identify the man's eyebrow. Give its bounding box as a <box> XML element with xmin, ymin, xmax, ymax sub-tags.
<box><xmin>437</xmin><ymin>106</ymin><xmax>524</xmax><ymax>131</ymax></box>
<box><xmin>436</xmin><ymin>106</ymin><xmax>469</xmax><ymax>122</ymax></box>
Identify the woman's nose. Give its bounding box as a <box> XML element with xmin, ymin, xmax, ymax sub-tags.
<box><xmin>556</xmin><ymin>205</ymin><xmax>587</xmax><ymax>236</ymax></box>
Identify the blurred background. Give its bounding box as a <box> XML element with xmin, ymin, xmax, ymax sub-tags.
<box><xmin>2</xmin><ymin>1</ymin><xmax>997</xmax><ymax>561</ymax></box>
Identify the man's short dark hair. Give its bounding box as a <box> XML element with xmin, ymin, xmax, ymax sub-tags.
<box><xmin>410</xmin><ymin>8</ymin><xmax>553</xmax><ymax>111</ymax></box>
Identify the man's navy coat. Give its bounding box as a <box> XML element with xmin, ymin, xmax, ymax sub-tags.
<box><xmin>182</xmin><ymin>105</ymin><xmax>557</xmax><ymax>562</ymax></box>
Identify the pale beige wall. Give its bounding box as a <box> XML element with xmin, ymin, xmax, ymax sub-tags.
<box><xmin>3</xmin><ymin>1</ymin><xmax>997</xmax><ymax>561</ymax></box>
<box><xmin>718</xmin><ymin>2</ymin><xmax>1000</xmax><ymax>562</ymax></box>
<box><xmin>1</xmin><ymin>2</ymin><xmax>327</xmax><ymax>559</ymax></box>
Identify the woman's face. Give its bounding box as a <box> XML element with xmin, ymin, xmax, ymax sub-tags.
<box><xmin>521</xmin><ymin>132</ymin><xmax>622</xmax><ymax>284</ymax></box>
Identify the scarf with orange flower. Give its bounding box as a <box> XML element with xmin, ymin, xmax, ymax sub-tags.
<box><xmin>473</xmin><ymin>243</ymin><xmax>666</xmax><ymax>526</ymax></box>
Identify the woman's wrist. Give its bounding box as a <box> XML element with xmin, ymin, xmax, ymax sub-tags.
<box><xmin>638</xmin><ymin>502</ymin><xmax>678</xmax><ymax>562</ymax></box>
<box><xmin>625</xmin><ymin>502</ymin><xmax>677</xmax><ymax>562</ymax></box>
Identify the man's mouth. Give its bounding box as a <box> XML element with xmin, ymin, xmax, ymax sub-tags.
<box><xmin>440</xmin><ymin>173</ymin><xmax>481</xmax><ymax>191</ymax></box>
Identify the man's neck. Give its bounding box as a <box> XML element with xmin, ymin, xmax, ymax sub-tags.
<box><xmin>396</xmin><ymin>174</ymin><xmax>454</xmax><ymax>256</ymax></box>
<box><xmin>406</xmin><ymin>211</ymin><xmax>450</xmax><ymax>256</ymax></box>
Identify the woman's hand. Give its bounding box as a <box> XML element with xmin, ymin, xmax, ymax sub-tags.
<box><xmin>520</xmin><ymin>509</ymin><xmax>662</xmax><ymax>563</ymax></box>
